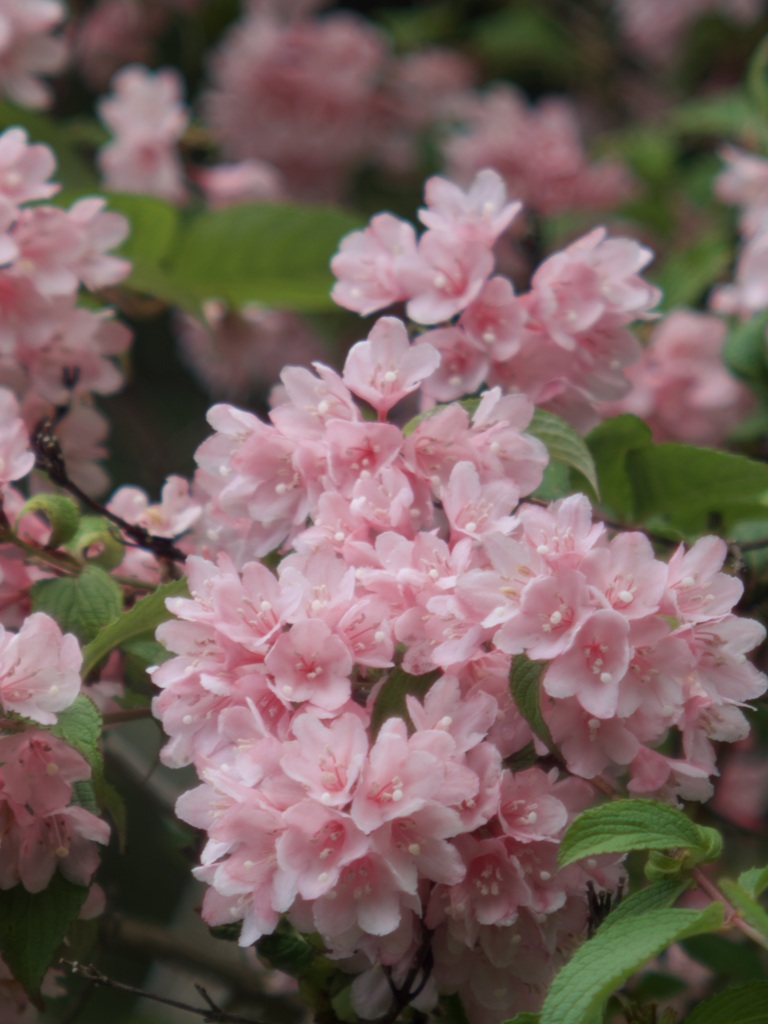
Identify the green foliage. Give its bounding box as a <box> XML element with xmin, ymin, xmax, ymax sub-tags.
<box><xmin>738</xmin><ymin>864</ymin><xmax>768</xmax><ymax>899</ymax></box>
<box><xmin>527</xmin><ymin>409</ymin><xmax>599</xmax><ymax>495</ymax></box>
<box><xmin>51</xmin><ymin>695</ymin><xmax>102</xmax><ymax>777</ymax></box>
<box><xmin>80</xmin><ymin>577</ymin><xmax>188</xmax><ymax>677</ymax></box>
<box><xmin>586</xmin><ymin>415</ymin><xmax>652</xmax><ymax>517</ymax></box>
<box><xmin>719</xmin><ymin>879</ymin><xmax>768</xmax><ymax>946</ymax></box>
<box><xmin>370</xmin><ymin>665</ymin><xmax>441</xmax><ymax>737</ymax></box>
<box><xmin>653</xmin><ymin>229</ymin><xmax>732</xmax><ymax>310</ymax></box>
<box><xmin>684</xmin><ymin>982</ymin><xmax>768</xmax><ymax>1023</ymax></box>
<box><xmin>0</xmin><ymin>874</ymin><xmax>89</xmax><ymax>1000</ymax></box>
<box><xmin>257</xmin><ymin>923</ymin><xmax>319</xmax><ymax>978</ymax></box>
<box><xmin>16</xmin><ymin>494</ymin><xmax>80</xmax><ymax>548</ymax></box>
<box><xmin>586</xmin><ymin>415</ymin><xmax>768</xmax><ymax>535</ymax></box>
<box><xmin>539</xmin><ymin>904</ymin><xmax>724</xmax><ymax>1024</ymax></box>
<box><xmin>469</xmin><ymin>7</ymin><xmax>573</xmax><ymax>81</ymax></box>
<box><xmin>508</xmin><ymin>654</ymin><xmax>556</xmax><ymax>752</ymax></box>
<box><xmin>558</xmin><ymin>799</ymin><xmax>712</xmax><ymax>869</ymax></box>
<box><xmin>31</xmin><ymin>565</ymin><xmax>123</xmax><ymax>644</ymax></box>
<box><xmin>66</xmin><ymin>515</ymin><xmax>126</xmax><ymax>570</ymax></box>
<box><xmin>601</xmin><ymin>880</ymin><xmax>691</xmax><ymax>927</ymax></box>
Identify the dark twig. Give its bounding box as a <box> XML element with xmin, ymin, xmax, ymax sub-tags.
<box><xmin>377</xmin><ymin>924</ymin><xmax>434</xmax><ymax>1024</ymax></box>
<box><xmin>32</xmin><ymin>415</ymin><xmax>186</xmax><ymax>564</ymax></box>
<box><xmin>61</xmin><ymin>961</ymin><xmax>263</xmax><ymax>1024</ymax></box>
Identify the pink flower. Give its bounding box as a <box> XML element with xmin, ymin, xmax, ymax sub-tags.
<box><xmin>601</xmin><ymin>311</ymin><xmax>755</xmax><ymax>445</ymax></box>
<box><xmin>264</xmin><ymin>619</ymin><xmax>353</xmax><ymax>710</ymax></box>
<box><xmin>331</xmin><ymin>214</ymin><xmax>418</xmax><ymax>316</ymax></box>
<box><xmin>0</xmin><ymin>613</ymin><xmax>82</xmax><ymax>725</ymax></box>
<box><xmin>0</xmin><ymin>127</ymin><xmax>58</xmax><ymax>210</ymax></box>
<box><xmin>203</xmin><ymin>10</ymin><xmax>388</xmax><ymax>199</ymax></box>
<box><xmin>443</xmin><ymin>85</ymin><xmax>633</xmax><ymax>216</ymax></box>
<box><xmin>418</xmin><ymin>169</ymin><xmax>521</xmax><ymax>247</ymax></box>
<box><xmin>0</xmin><ymin>0</ymin><xmax>68</xmax><ymax>109</ymax></box>
<box><xmin>195</xmin><ymin>159</ymin><xmax>284</xmax><ymax>208</ymax></box>
<box><xmin>343</xmin><ymin>317</ymin><xmax>440</xmax><ymax>417</ymax></box>
<box><xmin>97</xmin><ymin>64</ymin><xmax>188</xmax><ymax>201</ymax></box>
<box><xmin>543</xmin><ymin>609</ymin><xmax>631</xmax><ymax>719</ymax></box>
<box><xmin>403</xmin><ymin>231</ymin><xmax>494</xmax><ymax>325</ymax></box>
<box><xmin>0</xmin><ymin>388</ymin><xmax>34</xmax><ymax>483</ymax></box>
<box><xmin>527</xmin><ymin>227</ymin><xmax>660</xmax><ymax>351</ymax></box>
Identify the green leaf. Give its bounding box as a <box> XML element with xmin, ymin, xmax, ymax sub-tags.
<box><xmin>653</xmin><ymin>230</ymin><xmax>732</xmax><ymax>311</ymax></box>
<box><xmin>51</xmin><ymin>695</ymin><xmax>102</xmax><ymax>776</ymax></box>
<box><xmin>558</xmin><ymin>799</ymin><xmax>704</xmax><ymax>869</ymax></box>
<box><xmin>16</xmin><ymin>494</ymin><xmax>80</xmax><ymax>548</ymax></box>
<box><xmin>257</xmin><ymin>923</ymin><xmax>317</xmax><ymax>978</ymax></box>
<box><xmin>723</xmin><ymin>311</ymin><xmax>768</xmax><ymax>386</ymax></box>
<box><xmin>539</xmin><ymin>904</ymin><xmax>724</xmax><ymax>1024</ymax></box>
<box><xmin>601</xmin><ymin>880</ymin><xmax>690</xmax><ymax>928</ymax></box>
<box><xmin>170</xmin><ymin>203</ymin><xmax>362</xmax><ymax>312</ymax></box>
<box><xmin>527</xmin><ymin>409</ymin><xmax>599</xmax><ymax>496</ymax></box>
<box><xmin>748</xmin><ymin>34</ymin><xmax>768</xmax><ymax>122</ymax></box>
<box><xmin>508</xmin><ymin>655</ymin><xmax>556</xmax><ymax>752</ymax></box>
<box><xmin>628</xmin><ymin>444</ymin><xmax>768</xmax><ymax>533</ymax></box>
<box><xmin>103</xmin><ymin>192</ymin><xmax>180</xmax><ymax>270</ymax></box>
<box><xmin>531</xmin><ymin>459</ymin><xmax>572</xmax><ymax>502</ymax></box>
<box><xmin>0</xmin><ymin>874</ymin><xmax>89</xmax><ymax>999</ymax></box>
<box><xmin>370</xmin><ymin>666</ymin><xmax>441</xmax><ymax>738</ymax></box>
<box><xmin>684</xmin><ymin>982</ymin><xmax>768</xmax><ymax>1024</ymax></box>
<box><xmin>670</xmin><ymin>89</ymin><xmax>754</xmax><ymax>137</ymax></box>
<box><xmin>738</xmin><ymin>865</ymin><xmax>768</xmax><ymax>899</ymax></box>
<box><xmin>80</xmin><ymin>577</ymin><xmax>189</xmax><ymax>677</ymax></box>
<box><xmin>31</xmin><ymin>565</ymin><xmax>123</xmax><ymax>644</ymax></box>
<box><xmin>719</xmin><ymin>879</ymin><xmax>768</xmax><ymax>944</ymax></box>
<box><xmin>586</xmin><ymin>415</ymin><xmax>652</xmax><ymax>520</ymax></box>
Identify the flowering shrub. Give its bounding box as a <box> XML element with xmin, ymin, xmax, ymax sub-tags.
<box><xmin>2</xmin><ymin>3</ymin><xmax>768</xmax><ymax>1024</ymax></box>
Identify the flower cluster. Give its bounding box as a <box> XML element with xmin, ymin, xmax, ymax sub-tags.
<box><xmin>0</xmin><ymin>126</ymin><xmax>132</xmax><ymax>494</ymax></box>
<box><xmin>0</xmin><ymin>615</ymin><xmax>108</xmax><ymax>893</ymax></box>
<box><xmin>97</xmin><ymin>63</ymin><xmax>189</xmax><ymax>202</ymax></box>
<box><xmin>0</xmin><ymin>0</ymin><xmax>67</xmax><ymax>109</ymax></box>
<box><xmin>152</xmin><ymin>291</ymin><xmax>766</xmax><ymax>1020</ymax></box>
<box><xmin>331</xmin><ymin>168</ymin><xmax>660</xmax><ymax>429</ymax></box>
<box><xmin>442</xmin><ymin>85</ymin><xmax>634</xmax><ymax>218</ymax></box>
<box><xmin>711</xmin><ymin>145</ymin><xmax>768</xmax><ymax>319</ymax></box>
<box><xmin>601</xmin><ymin>309</ymin><xmax>755</xmax><ymax>445</ymax></box>
<box><xmin>201</xmin><ymin>6</ymin><xmax>471</xmax><ymax>200</ymax></box>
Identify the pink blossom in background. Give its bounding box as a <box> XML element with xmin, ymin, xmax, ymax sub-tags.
<box><xmin>97</xmin><ymin>63</ymin><xmax>189</xmax><ymax>201</ymax></box>
<box><xmin>716</xmin><ymin>145</ymin><xmax>768</xmax><ymax>236</ymax></box>
<box><xmin>443</xmin><ymin>85</ymin><xmax>634</xmax><ymax>218</ymax></box>
<box><xmin>203</xmin><ymin>9</ymin><xmax>389</xmax><ymax>199</ymax></box>
<box><xmin>194</xmin><ymin>160</ymin><xmax>285</xmax><ymax>209</ymax></box>
<box><xmin>0</xmin><ymin>388</ymin><xmax>34</xmax><ymax>484</ymax></box>
<box><xmin>371</xmin><ymin>47</ymin><xmax>476</xmax><ymax>175</ymax></box>
<box><xmin>0</xmin><ymin>0</ymin><xmax>67</xmax><ymax>109</ymax></box>
<box><xmin>614</xmin><ymin>0</ymin><xmax>763</xmax><ymax>63</ymax></box>
<box><xmin>175</xmin><ymin>302</ymin><xmax>325</xmax><ymax>402</ymax></box>
<box><xmin>71</xmin><ymin>0</ymin><xmax>168</xmax><ymax>89</ymax></box>
<box><xmin>601</xmin><ymin>310</ymin><xmax>755</xmax><ymax>445</ymax></box>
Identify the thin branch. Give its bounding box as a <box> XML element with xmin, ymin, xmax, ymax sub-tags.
<box><xmin>691</xmin><ymin>867</ymin><xmax>768</xmax><ymax>951</ymax></box>
<box><xmin>61</xmin><ymin>961</ymin><xmax>264</xmax><ymax>1024</ymax></box>
<box><xmin>33</xmin><ymin>415</ymin><xmax>186</xmax><ymax>565</ymax></box>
